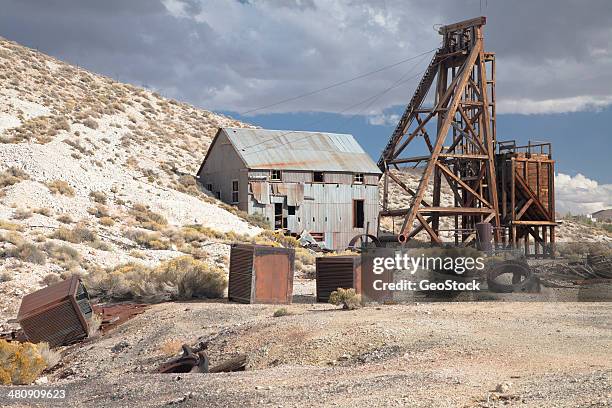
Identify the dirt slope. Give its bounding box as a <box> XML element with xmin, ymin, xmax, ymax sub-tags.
<box><xmin>0</xmin><ymin>37</ymin><xmax>260</xmax><ymax>321</ymax></box>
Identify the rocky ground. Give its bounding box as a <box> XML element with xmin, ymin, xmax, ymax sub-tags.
<box><xmin>1</xmin><ymin>285</ymin><xmax>610</xmax><ymax>407</ymax></box>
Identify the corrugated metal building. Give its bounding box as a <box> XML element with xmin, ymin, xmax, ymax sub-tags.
<box><xmin>196</xmin><ymin>128</ymin><xmax>381</xmax><ymax>250</ymax></box>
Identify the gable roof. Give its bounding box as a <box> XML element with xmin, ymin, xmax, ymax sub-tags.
<box><xmin>592</xmin><ymin>209</ymin><xmax>612</xmax><ymax>218</ymax></box>
<box><xmin>204</xmin><ymin>127</ymin><xmax>381</xmax><ymax>174</ymax></box>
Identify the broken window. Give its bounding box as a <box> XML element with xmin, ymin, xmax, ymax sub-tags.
<box><xmin>287</xmin><ymin>206</ymin><xmax>296</xmax><ymax>216</ymax></box>
<box><xmin>353</xmin><ymin>199</ymin><xmax>364</xmax><ymax>228</ymax></box>
<box><xmin>231</xmin><ymin>180</ymin><xmax>239</xmax><ymax>203</ymax></box>
<box><xmin>270</xmin><ymin>170</ymin><xmax>282</xmax><ymax>181</ymax></box>
<box><xmin>353</xmin><ymin>173</ymin><xmax>364</xmax><ymax>184</ymax></box>
<box><xmin>313</xmin><ymin>171</ymin><xmax>324</xmax><ymax>182</ymax></box>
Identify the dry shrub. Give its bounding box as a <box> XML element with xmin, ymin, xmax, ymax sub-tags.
<box><xmin>0</xmin><ymin>340</ymin><xmax>48</xmax><ymax>385</ymax></box>
<box><xmin>0</xmin><ymin>272</ymin><xmax>13</xmax><ymax>282</ymax></box>
<box><xmin>6</xmin><ymin>242</ymin><xmax>46</xmax><ymax>265</ymax></box>
<box><xmin>84</xmin><ymin>256</ymin><xmax>227</xmax><ymax>302</ymax></box>
<box><xmin>99</xmin><ymin>216</ymin><xmax>115</xmax><ymax>227</ymax></box>
<box><xmin>87</xmin><ymin>204</ymin><xmax>109</xmax><ymax>218</ymax></box>
<box><xmin>89</xmin><ymin>190</ymin><xmax>107</xmax><ymax>204</ymax></box>
<box><xmin>82</xmin><ymin>118</ymin><xmax>98</xmax><ymax>129</ymax></box>
<box><xmin>36</xmin><ymin>342</ymin><xmax>61</xmax><ymax>369</ymax></box>
<box><xmin>13</xmin><ymin>208</ymin><xmax>33</xmax><ymax>220</ymax></box>
<box><xmin>181</xmin><ymin>225</ymin><xmax>224</xmax><ymax>241</ymax></box>
<box><xmin>87</xmin><ymin>313</ymin><xmax>102</xmax><ymax>337</ymax></box>
<box><xmin>157</xmin><ymin>255</ymin><xmax>227</xmax><ymax>299</ymax></box>
<box><xmin>56</xmin><ymin>214</ymin><xmax>73</xmax><ymax>224</ymax></box>
<box><xmin>295</xmin><ymin>248</ymin><xmax>316</xmax><ymax>278</ymax></box>
<box><xmin>0</xmin><ymin>231</ymin><xmax>24</xmax><ymax>246</ymax></box>
<box><xmin>33</xmin><ymin>207</ymin><xmax>51</xmax><ymax>217</ymax></box>
<box><xmin>41</xmin><ymin>273</ymin><xmax>62</xmax><ymax>286</ymax></box>
<box><xmin>255</xmin><ymin>230</ymin><xmax>299</xmax><ymax>248</ymax></box>
<box><xmin>329</xmin><ymin>288</ymin><xmax>361</xmax><ymax>310</ymax></box>
<box><xmin>0</xmin><ymin>167</ymin><xmax>29</xmax><ymax>188</ymax></box>
<box><xmin>43</xmin><ymin>241</ymin><xmax>81</xmax><ymax>269</ymax></box>
<box><xmin>125</xmin><ymin>229</ymin><xmax>171</xmax><ymax>250</ymax></box>
<box><xmin>51</xmin><ymin>224</ymin><xmax>97</xmax><ymax>244</ymax></box>
<box><xmin>159</xmin><ymin>339</ymin><xmax>183</xmax><ymax>356</ymax></box>
<box><xmin>273</xmin><ymin>307</ymin><xmax>290</xmax><ymax>317</ymax></box>
<box><xmin>0</xmin><ymin>220</ymin><xmax>23</xmax><ymax>231</ymax></box>
<box><xmin>46</xmin><ymin>179</ymin><xmax>75</xmax><ymax>196</ymax></box>
<box><xmin>178</xmin><ymin>175</ymin><xmax>196</xmax><ymax>187</ymax></box>
<box><xmin>130</xmin><ymin>203</ymin><xmax>167</xmax><ymax>230</ymax></box>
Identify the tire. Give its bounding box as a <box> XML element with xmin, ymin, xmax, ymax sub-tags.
<box><xmin>487</xmin><ymin>259</ymin><xmax>535</xmax><ymax>293</ymax></box>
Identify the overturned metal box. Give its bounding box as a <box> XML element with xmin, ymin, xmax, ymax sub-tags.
<box><xmin>315</xmin><ymin>256</ymin><xmax>361</xmax><ymax>303</ymax></box>
<box><xmin>17</xmin><ymin>276</ymin><xmax>92</xmax><ymax>347</ymax></box>
<box><xmin>228</xmin><ymin>244</ymin><xmax>294</xmax><ymax>304</ymax></box>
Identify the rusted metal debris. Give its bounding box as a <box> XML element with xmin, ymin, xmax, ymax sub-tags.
<box><xmin>92</xmin><ymin>303</ymin><xmax>149</xmax><ymax>334</ymax></box>
<box><xmin>155</xmin><ymin>344</ymin><xmax>247</xmax><ymax>374</ymax></box>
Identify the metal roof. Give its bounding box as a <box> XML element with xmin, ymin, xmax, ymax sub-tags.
<box><xmin>220</xmin><ymin>128</ymin><xmax>382</xmax><ymax>174</ymax></box>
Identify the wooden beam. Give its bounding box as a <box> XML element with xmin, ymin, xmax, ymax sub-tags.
<box><xmin>436</xmin><ymin>162</ymin><xmax>492</xmax><ymax>208</ymax></box>
<box><xmin>516</xmin><ymin>198</ymin><xmax>534</xmax><ymax>219</ymax></box>
<box><xmin>416</xmin><ymin>212</ymin><xmax>442</xmax><ymax>243</ymax></box>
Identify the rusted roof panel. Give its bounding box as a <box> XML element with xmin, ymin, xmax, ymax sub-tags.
<box><xmin>222</xmin><ymin>128</ymin><xmax>382</xmax><ymax>174</ymax></box>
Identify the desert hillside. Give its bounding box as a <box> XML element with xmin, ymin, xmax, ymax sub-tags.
<box><xmin>0</xmin><ymin>37</ymin><xmax>266</xmax><ymax>320</ymax></box>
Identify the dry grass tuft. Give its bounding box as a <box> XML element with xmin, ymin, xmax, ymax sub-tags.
<box><xmin>46</xmin><ymin>179</ymin><xmax>75</xmax><ymax>196</ymax></box>
<box><xmin>99</xmin><ymin>216</ymin><xmax>115</xmax><ymax>227</ymax></box>
<box><xmin>129</xmin><ymin>203</ymin><xmax>167</xmax><ymax>230</ymax></box>
<box><xmin>5</xmin><ymin>242</ymin><xmax>47</xmax><ymax>265</ymax></box>
<box><xmin>159</xmin><ymin>339</ymin><xmax>183</xmax><ymax>356</ymax></box>
<box><xmin>51</xmin><ymin>224</ymin><xmax>97</xmax><ymax>244</ymax></box>
<box><xmin>40</xmin><ymin>273</ymin><xmax>62</xmax><ymax>286</ymax></box>
<box><xmin>56</xmin><ymin>214</ymin><xmax>73</xmax><ymax>224</ymax></box>
<box><xmin>125</xmin><ymin>229</ymin><xmax>171</xmax><ymax>250</ymax></box>
<box><xmin>89</xmin><ymin>191</ymin><xmax>107</xmax><ymax>204</ymax></box>
<box><xmin>0</xmin><ymin>167</ymin><xmax>29</xmax><ymax>188</ymax></box>
<box><xmin>33</xmin><ymin>207</ymin><xmax>51</xmax><ymax>217</ymax></box>
<box><xmin>13</xmin><ymin>208</ymin><xmax>33</xmax><ymax>220</ymax></box>
<box><xmin>0</xmin><ymin>220</ymin><xmax>24</xmax><ymax>231</ymax></box>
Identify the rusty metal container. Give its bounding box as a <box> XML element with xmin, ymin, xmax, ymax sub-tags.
<box><xmin>17</xmin><ymin>276</ymin><xmax>92</xmax><ymax>347</ymax></box>
<box><xmin>315</xmin><ymin>256</ymin><xmax>361</xmax><ymax>302</ymax></box>
<box><xmin>228</xmin><ymin>244</ymin><xmax>295</xmax><ymax>304</ymax></box>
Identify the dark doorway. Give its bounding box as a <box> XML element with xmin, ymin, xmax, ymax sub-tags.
<box><xmin>274</xmin><ymin>203</ymin><xmax>284</xmax><ymax>229</ymax></box>
<box><xmin>353</xmin><ymin>199</ymin><xmax>364</xmax><ymax>228</ymax></box>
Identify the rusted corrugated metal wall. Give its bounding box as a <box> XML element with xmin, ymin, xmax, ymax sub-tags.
<box><xmin>17</xmin><ymin>276</ymin><xmax>92</xmax><ymax>347</ymax></box>
<box><xmin>316</xmin><ymin>256</ymin><xmax>361</xmax><ymax>302</ymax></box>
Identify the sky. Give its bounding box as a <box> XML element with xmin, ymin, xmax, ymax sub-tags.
<box><xmin>0</xmin><ymin>0</ymin><xmax>610</xmax><ymax>214</ymax></box>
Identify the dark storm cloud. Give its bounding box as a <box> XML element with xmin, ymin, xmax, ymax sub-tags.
<box><xmin>1</xmin><ymin>0</ymin><xmax>611</xmax><ymax>115</ymax></box>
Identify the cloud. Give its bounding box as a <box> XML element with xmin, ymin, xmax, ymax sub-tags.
<box><xmin>555</xmin><ymin>173</ymin><xmax>612</xmax><ymax>215</ymax></box>
<box><xmin>0</xmin><ymin>0</ymin><xmax>611</xmax><ymax>115</ymax></box>
<box><xmin>498</xmin><ymin>96</ymin><xmax>612</xmax><ymax>115</ymax></box>
<box><xmin>367</xmin><ymin>113</ymin><xmax>400</xmax><ymax>126</ymax></box>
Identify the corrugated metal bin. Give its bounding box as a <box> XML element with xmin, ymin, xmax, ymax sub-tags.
<box><xmin>315</xmin><ymin>256</ymin><xmax>361</xmax><ymax>303</ymax></box>
<box><xmin>17</xmin><ymin>276</ymin><xmax>92</xmax><ymax>347</ymax></box>
<box><xmin>228</xmin><ymin>244</ymin><xmax>295</xmax><ymax>304</ymax></box>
